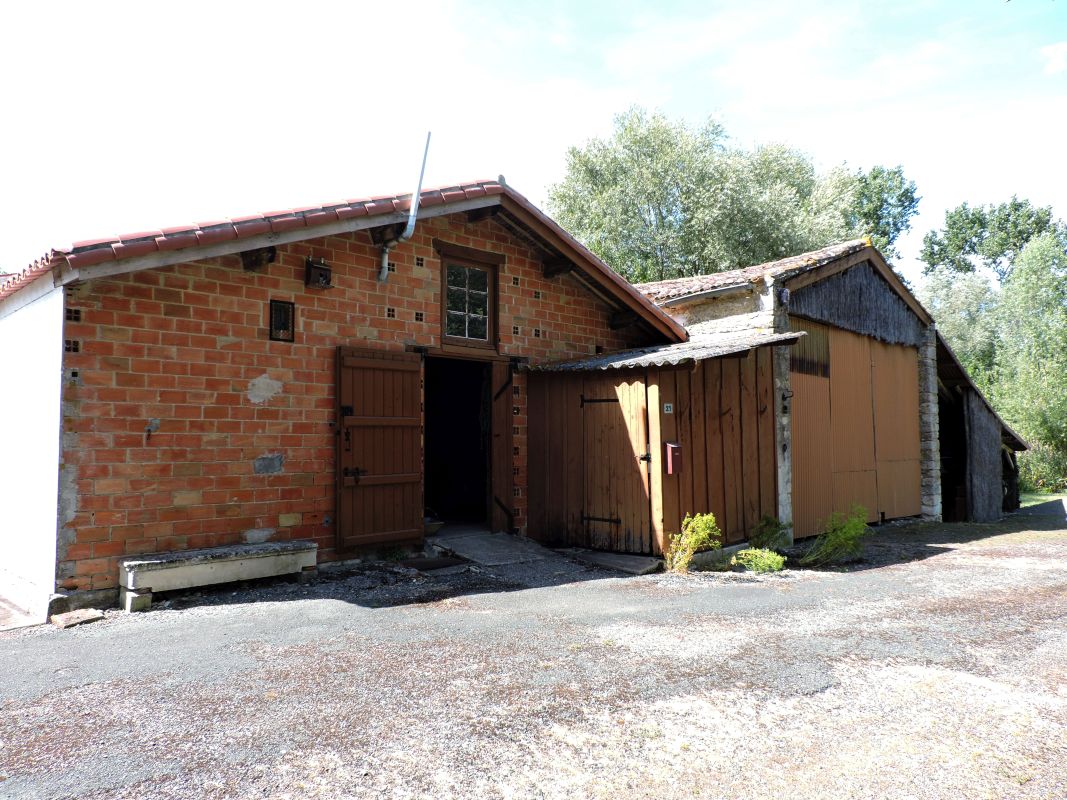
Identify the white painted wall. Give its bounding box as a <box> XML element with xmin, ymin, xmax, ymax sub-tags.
<box><xmin>0</xmin><ymin>281</ymin><xmax>63</xmax><ymax>620</ymax></box>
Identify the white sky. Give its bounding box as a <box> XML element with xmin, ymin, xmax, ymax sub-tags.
<box><xmin>1</xmin><ymin>0</ymin><xmax>1065</xmax><ymax>285</ymax></box>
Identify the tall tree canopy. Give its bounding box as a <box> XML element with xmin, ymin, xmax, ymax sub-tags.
<box><xmin>920</xmin><ymin>196</ymin><xmax>1064</xmax><ymax>282</ymax></box>
<box><xmin>919</xmin><ymin>202</ymin><xmax>1067</xmax><ymax>490</ymax></box>
<box><xmin>548</xmin><ymin>107</ymin><xmax>920</xmax><ymax>283</ymax></box>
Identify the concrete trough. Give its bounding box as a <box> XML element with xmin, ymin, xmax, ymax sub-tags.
<box><xmin>118</xmin><ymin>540</ymin><xmax>317</xmax><ymax>612</ymax></box>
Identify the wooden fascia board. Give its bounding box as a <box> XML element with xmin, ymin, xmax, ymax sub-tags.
<box><xmin>53</xmin><ymin>195</ymin><xmax>503</xmax><ymax>288</ymax></box>
<box><xmin>497</xmin><ymin>193</ymin><xmax>687</xmax><ymax>343</ymax></box>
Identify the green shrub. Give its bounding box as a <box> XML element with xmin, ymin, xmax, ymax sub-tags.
<box><xmin>732</xmin><ymin>547</ymin><xmax>786</xmax><ymax>573</ymax></box>
<box><xmin>664</xmin><ymin>512</ymin><xmax>722</xmax><ymax>573</ymax></box>
<box><xmin>748</xmin><ymin>515</ymin><xmax>791</xmax><ymax>551</ymax></box>
<box><xmin>1018</xmin><ymin>443</ymin><xmax>1067</xmax><ymax>493</ymax></box>
<box><xmin>799</xmin><ymin>506</ymin><xmax>871</xmax><ymax>567</ymax></box>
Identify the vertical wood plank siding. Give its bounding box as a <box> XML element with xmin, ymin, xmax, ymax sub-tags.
<box><xmin>527</xmin><ymin>348</ymin><xmax>777</xmax><ymax>553</ymax></box>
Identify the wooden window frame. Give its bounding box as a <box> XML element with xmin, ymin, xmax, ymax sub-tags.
<box><xmin>434</xmin><ymin>239</ymin><xmax>503</xmax><ymax>352</ymax></box>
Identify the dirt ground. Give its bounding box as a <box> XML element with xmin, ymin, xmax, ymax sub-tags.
<box><xmin>2</xmin><ymin>504</ymin><xmax>1066</xmax><ymax>800</ymax></box>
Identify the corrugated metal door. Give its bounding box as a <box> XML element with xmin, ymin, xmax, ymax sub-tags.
<box><xmin>871</xmin><ymin>340</ymin><xmax>921</xmax><ymax>519</ymax></box>
<box><xmin>336</xmin><ymin>347</ymin><xmax>423</xmax><ymax>551</ymax></box>
<box><xmin>581</xmin><ymin>373</ymin><xmax>653</xmax><ymax>553</ymax></box>
<box><xmin>829</xmin><ymin>328</ymin><xmax>879</xmax><ymax>523</ymax></box>
<box><xmin>790</xmin><ymin>320</ymin><xmax>833</xmax><ymax>538</ymax></box>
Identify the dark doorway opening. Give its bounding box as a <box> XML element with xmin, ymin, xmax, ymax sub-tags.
<box><xmin>939</xmin><ymin>391</ymin><xmax>969</xmax><ymax>522</ymax></box>
<box><xmin>424</xmin><ymin>357</ymin><xmax>491</xmax><ymax>524</ymax></box>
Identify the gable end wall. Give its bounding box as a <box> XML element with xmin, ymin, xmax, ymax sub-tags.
<box><xmin>789</xmin><ymin>261</ymin><xmax>926</xmax><ymax>347</ymax></box>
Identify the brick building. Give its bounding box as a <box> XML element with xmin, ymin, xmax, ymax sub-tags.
<box><xmin>0</xmin><ymin>180</ymin><xmax>694</xmax><ymax>615</ymax></box>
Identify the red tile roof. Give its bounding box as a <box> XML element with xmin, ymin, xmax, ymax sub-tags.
<box><xmin>0</xmin><ymin>179</ymin><xmax>687</xmax><ymax>342</ymax></box>
<box><xmin>0</xmin><ymin>180</ymin><xmax>507</xmax><ymax>303</ymax></box>
<box><xmin>635</xmin><ymin>240</ymin><xmax>870</xmax><ymax>303</ymax></box>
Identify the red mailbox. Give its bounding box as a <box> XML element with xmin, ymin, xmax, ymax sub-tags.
<box><xmin>665</xmin><ymin>441</ymin><xmax>682</xmax><ymax>475</ymax></box>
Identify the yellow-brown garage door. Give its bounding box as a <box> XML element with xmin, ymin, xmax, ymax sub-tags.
<box><xmin>790</xmin><ymin>318</ymin><xmax>921</xmax><ymax>538</ymax></box>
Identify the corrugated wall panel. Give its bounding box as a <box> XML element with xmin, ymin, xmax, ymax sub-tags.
<box><xmin>790</xmin><ymin>318</ymin><xmax>833</xmax><ymax>538</ymax></box>
<box><xmin>871</xmin><ymin>340</ymin><xmax>921</xmax><ymax>519</ymax></box>
<box><xmin>790</xmin><ymin>370</ymin><xmax>833</xmax><ymax>539</ymax></box>
<box><xmin>829</xmin><ymin>328</ymin><xmax>879</xmax><ymax>522</ymax></box>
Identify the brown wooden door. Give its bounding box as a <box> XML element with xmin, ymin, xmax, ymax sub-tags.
<box><xmin>581</xmin><ymin>373</ymin><xmax>653</xmax><ymax>553</ymax></box>
<box><xmin>489</xmin><ymin>360</ymin><xmax>514</xmax><ymax>533</ymax></box>
<box><xmin>336</xmin><ymin>347</ymin><xmax>423</xmax><ymax>551</ymax></box>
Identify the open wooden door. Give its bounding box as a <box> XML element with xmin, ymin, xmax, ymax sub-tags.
<box><xmin>336</xmin><ymin>347</ymin><xmax>423</xmax><ymax>551</ymax></box>
<box><xmin>490</xmin><ymin>360</ymin><xmax>514</xmax><ymax>533</ymax></box>
<box><xmin>581</xmin><ymin>373</ymin><xmax>653</xmax><ymax>553</ymax></box>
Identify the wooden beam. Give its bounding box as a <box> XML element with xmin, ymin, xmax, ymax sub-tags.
<box><xmin>465</xmin><ymin>207</ymin><xmax>500</xmax><ymax>224</ymax></box>
<box><xmin>543</xmin><ymin>256</ymin><xmax>573</xmax><ymax>279</ymax></box>
<box><xmin>609</xmin><ymin>309</ymin><xmax>639</xmax><ymax>330</ymax></box>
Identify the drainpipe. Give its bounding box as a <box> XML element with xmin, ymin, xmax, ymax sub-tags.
<box><xmin>379</xmin><ymin>131</ymin><xmax>431</xmax><ymax>283</ymax></box>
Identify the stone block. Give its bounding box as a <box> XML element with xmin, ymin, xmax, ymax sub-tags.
<box><xmin>51</xmin><ymin>608</ymin><xmax>105</xmax><ymax>628</ymax></box>
<box><xmin>120</xmin><ymin>587</ymin><xmax>153</xmax><ymax>613</ymax></box>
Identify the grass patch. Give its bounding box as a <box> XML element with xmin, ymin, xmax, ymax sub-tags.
<box><xmin>732</xmin><ymin>547</ymin><xmax>786</xmax><ymax>573</ymax></box>
<box><xmin>1020</xmin><ymin>492</ymin><xmax>1067</xmax><ymax>508</ymax></box>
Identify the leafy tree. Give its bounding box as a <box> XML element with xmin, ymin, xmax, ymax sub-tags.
<box><xmin>916</xmin><ymin>267</ymin><xmax>999</xmax><ymax>387</ymax></box>
<box><xmin>991</xmin><ymin>232</ymin><xmax>1067</xmax><ymax>455</ymax></box>
<box><xmin>547</xmin><ymin>108</ymin><xmax>722</xmax><ymax>283</ymax></box>
<box><xmin>920</xmin><ymin>197</ymin><xmax>1062</xmax><ymax>282</ymax></box>
<box><xmin>849</xmin><ymin>165</ymin><xmax>919</xmax><ymax>261</ymax></box>
<box><xmin>548</xmin><ymin>108</ymin><xmax>919</xmax><ymax>283</ymax></box>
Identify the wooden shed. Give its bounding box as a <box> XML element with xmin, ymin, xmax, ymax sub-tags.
<box><xmin>637</xmin><ymin>240</ymin><xmax>1027</xmax><ymax>541</ymax></box>
<box><xmin>526</xmin><ymin>332</ymin><xmax>800</xmax><ymax>554</ymax></box>
<box><xmin>935</xmin><ymin>332</ymin><xmax>1028</xmax><ymax>522</ymax></box>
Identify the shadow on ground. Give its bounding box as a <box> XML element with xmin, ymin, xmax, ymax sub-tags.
<box><xmin>809</xmin><ymin>499</ymin><xmax>1067</xmax><ymax>573</ymax></box>
<box><xmin>134</xmin><ymin>503</ymin><xmax>1067</xmax><ymax>614</ymax></box>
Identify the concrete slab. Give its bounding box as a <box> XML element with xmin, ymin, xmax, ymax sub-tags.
<box><xmin>429</xmin><ymin>528</ymin><xmax>554</xmax><ymax>566</ymax></box>
<box><xmin>560</xmin><ymin>549</ymin><xmax>663</xmax><ymax>575</ymax></box>
<box><xmin>0</xmin><ymin>595</ymin><xmax>38</xmax><ymax>632</ymax></box>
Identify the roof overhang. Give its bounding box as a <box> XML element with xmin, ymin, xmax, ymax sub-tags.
<box><xmin>936</xmin><ymin>332</ymin><xmax>1028</xmax><ymax>451</ymax></box>
<box><xmin>659</xmin><ymin>282</ymin><xmax>753</xmax><ymax>308</ymax></box>
<box><xmin>0</xmin><ymin>181</ymin><xmax>687</xmax><ymax>344</ymax></box>
<box><xmin>528</xmin><ymin>330</ymin><xmax>802</xmax><ymax>372</ymax></box>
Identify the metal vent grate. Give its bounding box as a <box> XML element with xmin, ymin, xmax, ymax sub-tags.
<box><xmin>269</xmin><ymin>299</ymin><xmax>296</xmax><ymax>342</ymax></box>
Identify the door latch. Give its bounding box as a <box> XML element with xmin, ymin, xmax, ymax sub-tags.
<box><xmin>639</xmin><ymin>453</ymin><xmax>652</xmax><ymax>463</ymax></box>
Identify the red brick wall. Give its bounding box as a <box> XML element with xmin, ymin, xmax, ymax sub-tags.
<box><xmin>58</xmin><ymin>213</ymin><xmax>650</xmax><ymax>592</ymax></box>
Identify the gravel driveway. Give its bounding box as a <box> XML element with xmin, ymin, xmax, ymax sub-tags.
<box><xmin>2</xmin><ymin>505</ymin><xmax>1066</xmax><ymax>800</ymax></box>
